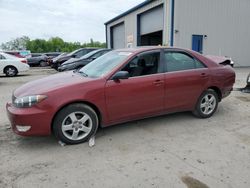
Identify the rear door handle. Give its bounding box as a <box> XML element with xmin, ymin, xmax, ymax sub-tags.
<box><xmin>201</xmin><ymin>73</ymin><xmax>208</xmax><ymax>78</ymax></box>
<box><xmin>153</xmin><ymin>80</ymin><xmax>164</xmax><ymax>86</ymax></box>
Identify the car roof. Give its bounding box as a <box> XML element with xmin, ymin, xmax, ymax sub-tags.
<box><xmin>114</xmin><ymin>46</ymin><xmax>193</xmax><ymax>53</ymax></box>
<box><xmin>114</xmin><ymin>46</ymin><xmax>218</xmax><ymax>68</ymax></box>
<box><xmin>0</xmin><ymin>52</ymin><xmax>19</xmax><ymax>59</ymax></box>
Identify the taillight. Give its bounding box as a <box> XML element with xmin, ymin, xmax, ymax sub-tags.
<box><xmin>21</xmin><ymin>59</ymin><xmax>27</xmax><ymax>63</ymax></box>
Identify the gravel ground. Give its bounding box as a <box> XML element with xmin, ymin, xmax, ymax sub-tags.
<box><xmin>0</xmin><ymin>67</ymin><xmax>250</xmax><ymax>188</ymax></box>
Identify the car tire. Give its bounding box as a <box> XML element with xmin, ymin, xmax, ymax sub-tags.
<box><xmin>192</xmin><ymin>89</ymin><xmax>219</xmax><ymax>118</ymax></box>
<box><xmin>4</xmin><ymin>66</ymin><xmax>18</xmax><ymax>77</ymax></box>
<box><xmin>39</xmin><ymin>61</ymin><xmax>47</xmax><ymax>67</ymax></box>
<box><xmin>53</xmin><ymin>103</ymin><xmax>98</xmax><ymax>145</ymax></box>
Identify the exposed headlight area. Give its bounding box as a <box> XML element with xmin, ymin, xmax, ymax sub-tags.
<box><xmin>13</xmin><ymin>95</ymin><xmax>47</xmax><ymax>108</ymax></box>
<box><xmin>247</xmin><ymin>73</ymin><xmax>250</xmax><ymax>84</ymax></box>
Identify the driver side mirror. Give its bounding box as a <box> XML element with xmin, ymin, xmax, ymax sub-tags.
<box><xmin>112</xmin><ymin>71</ymin><xmax>129</xmax><ymax>80</ymax></box>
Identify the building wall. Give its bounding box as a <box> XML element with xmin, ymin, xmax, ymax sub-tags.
<box><xmin>106</xmin><ymin>0</ymin><xmax>170</xmax><ymax>49</ymax></box>
<box><xmin>174</xmin><ymin>0</ymin><xmax>250</xmax><ymax>67</ymax></box>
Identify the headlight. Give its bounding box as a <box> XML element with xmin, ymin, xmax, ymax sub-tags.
<box><xmin>13</xmin><ymin>95</ymin><xmax>47</xmax><ymax>108</ymax></box>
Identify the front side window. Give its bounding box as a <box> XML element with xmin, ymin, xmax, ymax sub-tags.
<box><xmin>121</xmin><ymin>52</ymin><xmax>160</xmax><ymax>77</ymax></box>
<box><xmin>164</xmin><ymin>52</ymin><xmax>205</xmax><ymax>72</ymax></box>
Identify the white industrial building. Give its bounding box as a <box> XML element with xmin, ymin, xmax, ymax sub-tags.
<box><xmin>105</xmin><ymin>0</ymin><xmax>250</xmax><ymax>67</ymax></box>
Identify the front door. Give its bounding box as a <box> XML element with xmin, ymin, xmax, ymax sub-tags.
<box><xmin>105</xmin><ymin>50</ymin><xmax>165</xmax><ymax>124</ymax></box>
<box><xmin>192</xmin><ymin>35</ymin><xmax>203</xmax><ymax>54</ymax></box>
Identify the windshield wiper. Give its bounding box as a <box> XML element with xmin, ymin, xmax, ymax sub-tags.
<box><xmin>78</xmin><ymin>70</ymin><xmax>88</xmax><ymax>77</ymax></box>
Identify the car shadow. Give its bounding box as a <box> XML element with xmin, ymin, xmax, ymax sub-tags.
<box><xmin>96</xmin><ymin>111</ymin><xmax>194</xmax><ymax>140</ymax></box>
<box><xmin>0</xmin><ymin>74</ymin><xmax>30</xmax><ymax>78</ymax></box>
<box><xmin>7</xmin><ymin>112</ymin><xmax>192</xmax><ymax>150</ymax></box>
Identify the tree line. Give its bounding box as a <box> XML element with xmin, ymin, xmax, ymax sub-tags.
<box><xmin>0</xmin><ymin>36</ymin><xmax>106</xmax><ymax>53</ymax></box>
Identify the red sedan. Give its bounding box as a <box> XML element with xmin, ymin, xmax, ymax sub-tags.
<box><xmin>6</xmin><ymin>47</ymin><xmax>235</xmax><ymax>144</ymax></box>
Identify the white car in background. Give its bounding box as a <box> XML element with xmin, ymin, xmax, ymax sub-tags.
<box><xmin>0</xmin><ymin>52</ymin><xmax>30</xmax><ymax>77</ymax></box>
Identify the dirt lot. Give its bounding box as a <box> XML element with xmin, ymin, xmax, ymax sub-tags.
<box><xmin>0</xmin><ymin>67</ymin><xmax>250</xmax><ymax>188</ymax></box>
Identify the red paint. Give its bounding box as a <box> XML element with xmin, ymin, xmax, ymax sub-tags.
<box><xmin>6</xmin><ymin>47</ymin><xmax>235</xmax><ymax>136</ymax></box>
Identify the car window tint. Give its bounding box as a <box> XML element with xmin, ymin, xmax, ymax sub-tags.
<box><xmin>165</xmin><ymin>52</ymin><xmax>197</xmax><ymax>72</ymax></box>
<box><xmin>122</xmin><ymin>52</ymin><xmax>160</xmax><ymax>77</ymax></box>
<box><xmin>75</xmin><ymin>50</ymin><xmax>87</xmax><ymax>58</ymax></box>
<box><xmin>195</xmin><ymin>59</ymin><xmax>206</xmax><ymax>68</ymax></box>
<box><xmin>92</xmin><ymin>51</ymin><xmax>107</xmax><ymax>59</ymax></box>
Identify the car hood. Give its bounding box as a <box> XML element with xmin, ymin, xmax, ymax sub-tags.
<box><xmin>14</xmin><ymin>71</ymin><xmax>93</xmax><ymax>97</ymax></box>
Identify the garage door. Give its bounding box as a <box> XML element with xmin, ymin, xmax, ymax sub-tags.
<box><xmin>112</xmin><ymin>23</ymin><xmax>125</xmax><ymax>49</ymax></box>
<box><xmin>140</xmin><ymin>5</ymin><xmax>164</xmax><ymax>35</ymax></box>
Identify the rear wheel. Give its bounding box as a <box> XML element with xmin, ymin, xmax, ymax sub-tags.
<box><xmin>4</xmin><ymin>66</ymin><xmax>18</xmax><ymax>77</ymax></box>
<box><xmin>53</xmin><ymin>103</ymin><xmax>98</xmax><ymax>144</ymax></box>
<box><xmin>39</xmin><ymin>61</ymin><xmax>47</xmax><ymax>67</ymax></box>
<box><xmin>192</xmin><ymin>89</ymin><xmax>219</xmax><ymax>118</ymax></box>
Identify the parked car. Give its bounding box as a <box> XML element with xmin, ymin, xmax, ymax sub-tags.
<box><xmin>4</xmin><ymin>50</ymin><xmax>31</xmax><ymax>58</ymax></box>
<box><xmin>241</xmin><ymin>72</ymin><xmax>250</xmax><ymax>93</ymax></box>
<box><xmin>0</xmin><ymin>52</ymin><xmax>29</xmax><ymax>76</ymax></box>
<box><xmin>58</xmin><ymin>49</ymin><xmax>111</xmax><ymax>72</ymax></box>
<box><xmin>44</xmin><ymin>52</ymin><xmax>61</xmax><ymax>59</ymax></box>
<box><xmin>6</xmin><ymin>47</ymin><xmax>235</xmax><ymax>144</ymax></box>
<box><xmin>51</xmin><ymin>48</ymin><xmax>99</xmax><ymax>70</ymax></box>
<box><xmin>27</xmin><ymin>54</ymin><xmax>49</xmax><ymax>67</ymax></box>
<box><xmin>48</xmin><ymin>52</ymin><xmax>68</xmax><ymax>66</ymax></box>
<box><xmin>205</xmin><ymin>55</ymin><xmax>234</xmax><ymax>67</ymax></box>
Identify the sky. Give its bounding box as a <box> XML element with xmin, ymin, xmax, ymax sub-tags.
<box><xmin>0</xmin><ymin>0</ymin><xmax>145</xmax><ymax>44</ymax></box>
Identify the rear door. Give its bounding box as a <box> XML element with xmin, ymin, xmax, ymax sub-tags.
<box><xmin>105</xmin><ymin>50</ymin><xmax>165</xmax><ymax>123</ymax></box>
<box><xmin>163</xmin><ymin>50</ymin><xmax>209</xmax><ymax>111</ymax></box>
<box><xmin>0</xmin><ymin>54</ymin><xmax>5</xmax><ymax>71</ymax></box>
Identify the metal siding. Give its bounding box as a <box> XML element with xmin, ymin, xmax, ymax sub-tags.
<box><xmin>140</xmin><ymin>6</ymin><xmax>164</xmax><ymax>35</ymax></box>
<box><xmin>106</xmin><ymin>0</ymin><xmax>169</xmax><ymax>49</ymax></box>
<box><xmin>174</xmin><ymin>0</ymin><xmax>250</xmax><ymax>67</ymax></box>
<box><xmin>112</xmin><ymin>23</ymin><xmax>125</xmax><ymax>49</ymax></box>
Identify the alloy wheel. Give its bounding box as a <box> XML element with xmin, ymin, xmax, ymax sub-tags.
<box><xmin>6</xmin><ymin>67</ymin><xmax>17</xmax><ymax>76</ymax></box>
<box><xmin>200</xmin><ymin>94</ymin><xmax>216</xmax><ymax>115</ymax></box>
<box><xmin>61</xmin><ymin>111</ymin><xmax>93</xmax><ymax>141</ymax></box>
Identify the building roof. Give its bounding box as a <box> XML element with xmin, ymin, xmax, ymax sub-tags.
<box><xmin>104</xmin><ymin>0</ymin><xmax>153</xmax><ymax>25</ymax></box>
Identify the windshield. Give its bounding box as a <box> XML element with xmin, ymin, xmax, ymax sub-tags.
<box><xmin>78</xmin><ymin>51</ymin><xmax>131</xmax><ymax>78</ymax></box>
<box><xmin>79</xmin><ymin>49</ymin><xmax>101</xmax><ymax>60</ymax></box>
<box><xmin>68</xmin><ymin>49</ymin><xmax>80</xmax><ymax>56</ymax></box>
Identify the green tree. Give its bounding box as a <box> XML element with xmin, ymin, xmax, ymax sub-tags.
<box><xmin>1</xmin><ymin>36</ymin><xmax>106</xmax><ymax>53</ymax></box>
<box><xmin>1</xmin><ymin>36</ymin><xmax>30</xmax><ymax>50</ymax></box>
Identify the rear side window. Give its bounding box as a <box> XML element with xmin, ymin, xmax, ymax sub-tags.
<box><xmin>75</xmin><ymin>49</ymin><xmax>91</xmax><ymax>58</ymax></box>
<box><xmin>92</xmin><ymin>51</ymin><xmax>106</xmax><ymax>59</ymax></box>
<box><xmin>164</xmin><ymin>52</ymin><xmax>205</xmax><ymax>72</ymax></box>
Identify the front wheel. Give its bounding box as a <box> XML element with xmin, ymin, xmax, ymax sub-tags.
<box><xmin>53</xmin><ymin>103</ymin><xmax>98</xmax><ymax>144</ymax></box>
<box><xmin>4</xmin><ymin>66</ymin><xmax>18</xmax><ymax>77</ymax></box>
<box><xmin>39</xmin><ymin>61</ymin><xmax>47</xmax><ymax>67</ymax></box>
<box><xmin>192</xmin><ymin>89</ymin><xmax>219</xmax><ymax>118</ymax></box>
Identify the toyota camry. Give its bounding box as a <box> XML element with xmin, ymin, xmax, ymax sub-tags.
<box><xmin>6</xmin><ymin>47</ymin><xmax>235</xmax><ymax>144</ymax></box>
